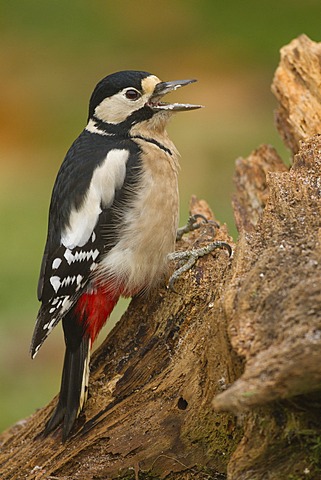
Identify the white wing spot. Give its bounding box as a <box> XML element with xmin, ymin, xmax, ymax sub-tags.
<box><xmin>63</xmin><ymin>248</ymin><xmax>100</xmax><ymax>266</ymax></box>
<box><xmin>60</xmin><ymin>275</ymin><xmax>77</xmax><ymax>288</ymax></box>
<box><xmin>92</xmin><ymin>231</ymin><xmax>96</xmax><ymax>242</ymax></box>
<box><xmin>43</xmin><ymin>317</ymin><xmax>57</xmax><ymax>332</ymax></box>
<box><xmin>64</xmin><ymin>249</ymin><xmax>74</xmax><ymax>265</ymax></box>
<box><xmin>61</xmin><ymin>297</ymin><xmax>72</xmax><ymax>313</ymax></box>
<box><xmin>32</xmin><ymin>344</ymin><xmax>41</xmax><ymax>358</ymax></box>
<box><xmin>46</xmin><ymin>317</ymin><xmax>57</xmax><ymax>335</ymax></box>
<box><xmin>52</xmin><ymin>258</ymin><xmax>62</xmax><ymax>269</ymax></box>
<box><xmin>50</xmin><ymin>276</ymin><xmax>61</xmax><ymax>293</ymax></box>
<box><xmin>92</xmin><ymin>249</ymin><xmax>99</xmax><ymax>260</ymax></box>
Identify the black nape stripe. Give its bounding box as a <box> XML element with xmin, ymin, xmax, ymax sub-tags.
<box><xmin>90</xmin><ymin>116</ymin><xmax>172</xmax><ymax>155</ymax></box>
<box><xmin>91</xmin><ymin>116</ymin><xmax>117</xmax><ymax>135</ymax></box>
<box><xmin>131</xmin><ymin>135</ymin><xmax>173</xmax><ymax>155</ymax></box>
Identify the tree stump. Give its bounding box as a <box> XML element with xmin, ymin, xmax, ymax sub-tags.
<box><xmin>1</xmin><ymin>34</ymin><xmax>321</xmax><ymax>480</ymax></box>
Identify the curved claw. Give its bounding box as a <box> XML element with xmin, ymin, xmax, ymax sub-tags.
<box><xmin>192</xmin><ymin>213</ymin><xmax>209</xmax><ymax>223</ymax></box>
<box><xmin>216</xmin><ymin>241</ymin><xmax>233</xmax><ymax>257</ymax></box>
<box><xmin>168</xmin><ymin>240</ymin><xmax>233</xmax><ymax>292</ymax></box>
<box><xmin>176</xmin><ymin>214</ymin><xmax>214</xmax><ymax>241</ymax></box>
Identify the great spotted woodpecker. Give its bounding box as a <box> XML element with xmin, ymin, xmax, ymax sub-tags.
<box><xmin>30</xmin><ymin>70</ymin><xmax>201</xmax><ymax>440</ymax></box>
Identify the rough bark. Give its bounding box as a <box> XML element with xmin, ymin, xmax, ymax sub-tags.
<box><xmin>215</xmin><ymin>35</ymin><xmax>321</xmax><ymax>480</ymax></box>
<box><xmin>0</xmin><ymin>198</ymin><xmax>240</xmax><ymax>480</ymax></box>
<box><xmin>1</xmin><ymin>34</ymin><xmax>321</xmax><ymax>479</ymax></box>
<box><xmin>272</xmin><ymin>34</ymin><xmax>321</xmax><ymax>155</ymax></box>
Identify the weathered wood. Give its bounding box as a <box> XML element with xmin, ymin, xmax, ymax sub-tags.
<box><xmin>232</xmin><ymin>144</ymin><xmax>287</xmax><ymax>232</ymax></box>
<box><xmin>272</xmin><ymin>34</ymin><xmax>321</xmax><ymax>154</ymax></box>
<box><xmin>1</xmin><ymin>34</ymin><xmax>321</xmax><ymax>479</ymax></box>
<box><xmin>0</xmin><ymin>197</ymin><xmax>241</xmax><ymax>480</ymax></box>
<box><xmin>216</xmin><ymin>138</ymin><xmax>321</xmax><ymax>412</ymax></box>
<box><xmin>216</xmin><ymin>137</ymin><xmax>321</xmax><ymax>479</ymax></box>
<box><xmin>215</xmin><ymin>35</ymin><xmax>321</xmax><ymax>479</ymax></box>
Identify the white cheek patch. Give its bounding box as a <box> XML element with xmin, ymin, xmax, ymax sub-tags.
<box><xmin>92</xmin><ymin>75</ymin><xmax>161</xmax><ymax>125</ymax></box>
<box><xmin>94</xmin><ymin>91</ymin><xmax>150</xmax><ymax>124</ymax></box>
<box><xmin>61</xmin><ymin>149</ymin><xmax>129</xmax><ymax>249</ymax></box>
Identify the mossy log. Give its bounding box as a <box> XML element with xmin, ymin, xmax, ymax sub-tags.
<box><xmin>0</xmin><ymin>34</ymin><xmax>321</xmax><ymax>480</ymax></box>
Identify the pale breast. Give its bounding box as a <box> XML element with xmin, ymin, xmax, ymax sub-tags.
<box><xmin>98</xmin><ymin>139</ymin><xmax>180</xmax><ymax>295</ymax></box>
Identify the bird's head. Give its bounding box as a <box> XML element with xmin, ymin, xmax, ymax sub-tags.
<box><xmin>87</xmin><ymin>70</ymin><xmax>202</xmax><ymax>134</ymax></box>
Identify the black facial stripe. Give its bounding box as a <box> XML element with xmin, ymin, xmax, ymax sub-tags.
<box><xmin>91</xmin><ymin>104</ymin><xmax>154</xmax><ymax>135</ymax></box>
<box><xmin>130</xmin><ymin>135</ymin><xmax>173</xmax><ymax>155</ymax></box>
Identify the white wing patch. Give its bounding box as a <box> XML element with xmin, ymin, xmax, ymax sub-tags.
<box><xmin>63</xmin><ymin>248</ymin><xmax>99</xmax><ymax>265</ymax></box>
<box><xmin>61</xmin><ymin>149</ymin><xmax>129</xmax><ymax>249</ymax></box>
<box><xmin>49</xmin><ymin>273</ymin><xmax>88</xmax><ymax>294</ymax></box>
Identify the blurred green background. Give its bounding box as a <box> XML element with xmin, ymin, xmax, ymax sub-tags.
<box><xmin>0</xmin><ymin>0</ymin><xmax>320</xmax><ymax>432</ymax></box>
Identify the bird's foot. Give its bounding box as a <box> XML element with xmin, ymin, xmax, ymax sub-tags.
<box><xmin>176</xmin><ymin>214</ymin><xmax>218</xmax><ymax>241</ymax></box>
<box><xmin>168</xmin><ymin>241</ymin><xmax>232</xmax><ymax>293</ymax></box>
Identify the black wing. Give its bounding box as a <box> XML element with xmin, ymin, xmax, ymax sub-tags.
<box><xmin>31</xmin><ymin>131</ymin><xmax>142</xmax><ymax>357</ymax></box>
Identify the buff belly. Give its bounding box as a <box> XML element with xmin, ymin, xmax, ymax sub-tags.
<box><xmin>97</xmin><ymin>140</ymin><xmax>180</xmax><ymax>295</ymax></box>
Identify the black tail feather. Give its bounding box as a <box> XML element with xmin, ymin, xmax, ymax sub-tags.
<box><xmin>44</xmin><ymin>334</ymin><xmax>90</xmax><ymax>441</ymax></box>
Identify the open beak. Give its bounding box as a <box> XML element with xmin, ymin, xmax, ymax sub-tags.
<box><xmin>148</xmin><ymin>79</ymin><xmax>203</xmax><ymax>112</ymax></box>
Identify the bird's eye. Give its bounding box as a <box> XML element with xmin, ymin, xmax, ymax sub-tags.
<box><xmin>125</xmin><ymin>89</ymin><xmax>141</xmax><ymax>101</ymax></box>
